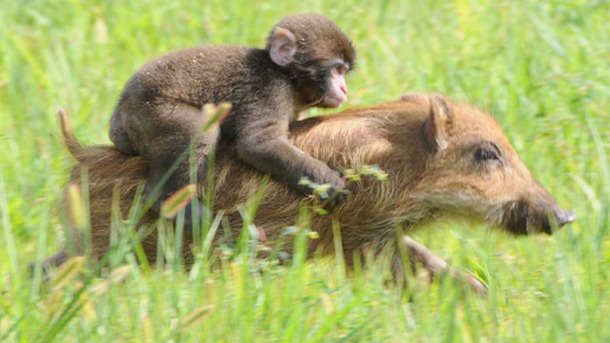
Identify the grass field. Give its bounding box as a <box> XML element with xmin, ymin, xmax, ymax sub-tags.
<box><xmin>1</xmin><ymin>0</ymin><xmax>609</xmax><ymax>341</ymax></box>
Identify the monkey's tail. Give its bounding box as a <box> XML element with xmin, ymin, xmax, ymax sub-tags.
<box><xmin>57</xmin><ymin>108</ymin><xmax>85</xmax><ymax>158</ymax></box>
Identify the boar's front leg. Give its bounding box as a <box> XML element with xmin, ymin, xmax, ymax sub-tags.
<box><xmin>397</xmin><ymin>236</ymin><xmax>488</xmax><ymax>296</ymax></box>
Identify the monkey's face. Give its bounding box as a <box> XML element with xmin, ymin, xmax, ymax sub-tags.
<box><xmin>317</xmin><ymin>59</ymin><xmax>350</xmax><ymax>108</ymax></box>
<box><xmin>266</xmin><ymin>14</ymin><xmax>356</xmax><ymax>110</ymax></box>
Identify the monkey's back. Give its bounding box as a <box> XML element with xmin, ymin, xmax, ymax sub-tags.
<box><xmin>110</xmin><ymin>45</ymin><xmax>288</xmax><ymax>155</ymax></box>
<box><xmin>133</xmin><ymin>46</ymin><xmax>256</xmax><ymax>102</ymax></box>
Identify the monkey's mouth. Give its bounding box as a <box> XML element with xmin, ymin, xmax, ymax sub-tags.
<box><xmin>321</xmin><ymin>95</ymin><xmax>346</xmax><ymax>108</ymax></box>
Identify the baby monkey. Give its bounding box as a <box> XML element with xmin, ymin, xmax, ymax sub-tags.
<box><xmin>109</xmin><ymin>13</ymin><xmax>356</xmax><ymax>215</ymax></box>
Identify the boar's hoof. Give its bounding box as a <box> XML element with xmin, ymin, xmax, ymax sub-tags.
<box><xmin>451</xmin><ymin>270</ymin><xmax>488</xmax><ymax>296</ymax></box>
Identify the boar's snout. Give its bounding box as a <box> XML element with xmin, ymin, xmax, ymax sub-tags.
<box><xmin>502</xmin><ymin>197</ymin><xmax>576</xmax><ymax>235</ymax></box>
<box><xmin>556</xmin><ymin>208</ymin><xmax>577</xmax><ymax>227</ymax></box>
<box><xmin>540</xmin><ymin>205</ymin><xmax>577</xmax><ymax>235</ymax></box>
<box><xmin>544</xmin><ymin>206</ymin><xmax>577</xmax><ymax>234</ymax></box>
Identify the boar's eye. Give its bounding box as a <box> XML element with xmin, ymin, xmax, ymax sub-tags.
<box><xmin>475</xmin><ymin>142</ymin><xmax>503</xmax><ymax>165</ymax></box>
<box><xmin>477</xmin><ymin>149</ymin><xmax>498</xmax><ymax>161</ymax></box>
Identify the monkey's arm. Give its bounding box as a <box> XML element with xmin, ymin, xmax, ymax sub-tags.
<box><xmin>235</xmin><ymin>111</ymin><xmax>342</xmax><ymax>193</ymax></box>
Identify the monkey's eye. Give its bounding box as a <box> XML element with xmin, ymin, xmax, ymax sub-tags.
<box><xmin>474</xmin><ymin>142</ymin><xmax>503</xmax><ymax>165</ymax></box>
<box><xmin>332</xmin><ymin>64</ymin><xmax>348</xmax><ymax>75</ymax></box>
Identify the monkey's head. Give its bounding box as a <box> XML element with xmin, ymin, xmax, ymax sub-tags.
<box><xmin>266</xmin><ymin>13</ymin><xmax>357</xmax><ymax>108</ymax></box>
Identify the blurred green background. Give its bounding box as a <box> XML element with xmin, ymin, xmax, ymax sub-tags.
<box><xmin>1</xmin><ymin>0</ymin><xmax>608</xmax><ymax>341</ymax></box>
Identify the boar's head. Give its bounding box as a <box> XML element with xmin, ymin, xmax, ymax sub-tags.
<box><xmin>406</xmin><ymin>93</ymin><xmax>576</xmax><ymax>235</ymax></box>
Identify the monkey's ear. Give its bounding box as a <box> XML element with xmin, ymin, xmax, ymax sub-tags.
<box><xmin>424</xmin><ymin>94</ymin><xmax>452</xmax><ymax>151</ymax></box>
<box><xmin>270</xmin><ymin>27</ymin><xmax>297</xmax><ymax>67</ymax></box>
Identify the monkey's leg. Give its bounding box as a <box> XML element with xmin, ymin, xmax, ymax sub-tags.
<box><xmin>143</xmin><ymin>103</ymin><xmax>219</xmax><ymax>223</ymax></box>
<box><xmin>394</xmin><ymin>236</ymin><xmax>488</xmax><ymax>296</ymax></box>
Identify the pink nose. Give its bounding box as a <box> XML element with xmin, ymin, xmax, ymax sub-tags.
<box><xmin>340</xmin><ymin>84</ymin><xmax>348</xmax><ymax>95</ymax></box>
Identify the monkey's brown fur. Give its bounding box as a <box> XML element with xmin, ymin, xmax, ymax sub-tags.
<box><xmin>62</xmin><ymin>94</ymin><xmax>574</xmax><ymax>291</ymax></box>
<box><xmin>109</xmin><ymin>13</ymin><xmax>356</xmax><ymax>211</ymax></box>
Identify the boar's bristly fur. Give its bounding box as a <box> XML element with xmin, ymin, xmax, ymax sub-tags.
<box><xmin>58</xmin><ymin>93</ymin><xmax>574</xmax><ymax>285</ymax></box>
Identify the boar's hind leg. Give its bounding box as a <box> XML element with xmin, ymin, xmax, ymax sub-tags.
<box><xmin>398</xmin><ymin>237</ymin><xmax>488</xmax><ymax>296</ymax></box>
<box><xmin>28</xmin><ymin>249</ymin><xmax>68</xmax><ymax>280</ymax></box>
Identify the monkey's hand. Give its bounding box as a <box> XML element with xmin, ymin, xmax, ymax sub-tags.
<box><xmin>323</xmin><ymin>178</ymin><xmax>347</xmax><ymax>210</ymax></box>
<box><xmin>299</xmin><ymin>171</ymin><xmax>347</xmax><ymax>210</ymax></box>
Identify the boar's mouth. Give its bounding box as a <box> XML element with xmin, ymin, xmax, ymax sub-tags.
<box><xmin>501</xmin><ymin>200</ymin><xmax>576</xmax><ymax>235</ymax></box>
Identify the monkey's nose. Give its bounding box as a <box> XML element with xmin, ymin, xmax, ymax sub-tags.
<box><xmin>555</xmin><ymin>209</ymin><xmax>577</xmax><ymax>227</ymax></box>
<box><xmin>340</xmin><ymin>84</ymin><xmax>348</xmax><ymax>95</ymax></box>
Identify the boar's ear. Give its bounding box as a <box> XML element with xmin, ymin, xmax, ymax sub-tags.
<box><xmin>399</xmin><ymin>92</ymin><xmax>429</xmax><ymax>103</ymax></box>
<box><xmin>424</xmin><ymin>94</ymin><xmax>452</xmax><ymax>151</ymax></box>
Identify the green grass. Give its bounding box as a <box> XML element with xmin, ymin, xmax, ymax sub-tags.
<box><xmin>1</xmin><ymin>0</ymin><xmax>609</xmax><ymax>341</ymax></box>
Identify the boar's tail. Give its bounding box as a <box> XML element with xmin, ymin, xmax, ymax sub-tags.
<box><xmin>57</xmin><ymin>108</ymin><xmax>85</xmax><ymax>159</ymax></box>
<box><xmin>57</xmin><ymin>108</ymin><xmax>149</xmax><ymax>184</ymax></box>
<box><xmin>57</xmin><ymin>109</ymin><xmax>132</xmax><ymax>166</ymax></box>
